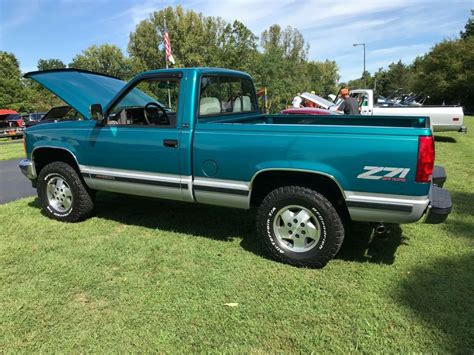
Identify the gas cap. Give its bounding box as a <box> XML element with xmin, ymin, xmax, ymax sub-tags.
<box><xmin>202</xmin><ymin>160</ymin><xmax>218</xmax><ymax>177</ymax></box>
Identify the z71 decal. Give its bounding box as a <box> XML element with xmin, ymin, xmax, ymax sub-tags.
<box><xmin>357</xmin><ymin>166</ymin><xmax>410</xmax><ymax>182</ymax></box>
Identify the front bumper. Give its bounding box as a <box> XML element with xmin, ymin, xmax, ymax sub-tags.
<box><xmin>19</xmin><ymin>159</ymin><xmax>37</xmax><ymax>180</ymax></box>
<box><xmin>0</xmin><ymin>127</ymin><xmax>23</xmax><ymax>138</ymax></box>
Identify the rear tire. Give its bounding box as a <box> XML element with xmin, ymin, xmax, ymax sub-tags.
<box><xmin>256</xmin><ymin>186</ymin><xmax>344</xmax><ymax>268</ymax></box>
<box><xmin>37</xmin><ymin>161</ymin><xmax>94</xmax><ymax>222</ymax></box>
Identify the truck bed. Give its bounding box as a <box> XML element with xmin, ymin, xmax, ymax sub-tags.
<box><xmin>193</xmin><ymin>112</ymin><xmax>432</xmax><ymax>202</ymax></box>
<box><xmin>205</xmin><ymin>113</ymin><xmax>429</xmax><ymax>129</ymax></box>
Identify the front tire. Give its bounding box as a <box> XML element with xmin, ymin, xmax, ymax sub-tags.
<box><xmin>256</xmin><ymin>186</ymin><xmax>344</xmax><ymax>268</ymax></box>
<box><xmin>37</xmin><ymin>161</ymin><xmax>94</xmax><ymax>222</ymax></box>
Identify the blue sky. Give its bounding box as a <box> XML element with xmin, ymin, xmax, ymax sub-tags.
<box><xmin>0</xmin><ymin>0</ymin><xmax>472</xmax><ymax>82</ymax></box>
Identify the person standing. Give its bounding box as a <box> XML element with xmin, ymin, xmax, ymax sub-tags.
<box><xmin>292</xmin><ymin>93</ymin><xmax>303</xmax><ymax>108</ymax></box>
<box><xmin>338</xmin><ymin>88</ymin><xmax>360</xmax><ymax>115</ymax></box>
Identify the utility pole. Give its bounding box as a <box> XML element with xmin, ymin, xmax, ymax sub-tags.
<box><xmin>353</xmin><ymin>43</ymin><xmax>366</xmax><ymax>87</ymax></box>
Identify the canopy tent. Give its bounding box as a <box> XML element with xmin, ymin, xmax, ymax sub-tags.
<box><xmin>0</xmin><ymin>109</ymin><xmax>18</xmax><ymax>116</ymax></box>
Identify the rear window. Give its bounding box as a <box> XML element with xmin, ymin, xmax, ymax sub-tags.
<box><xmin>199</xmin><ymin>75</ymin><xmax>257</xmax><ymax>117</ymax></box>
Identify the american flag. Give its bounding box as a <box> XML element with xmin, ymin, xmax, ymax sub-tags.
<box><xmin>163</xmin><ymin>24</ymin><xmax>175</xmax><ymax>65</ymax></box>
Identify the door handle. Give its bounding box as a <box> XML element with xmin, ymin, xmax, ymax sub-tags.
<box><xmin>163</xmin><ymin>139</ymin><xmax>178</xmax><ymax>148</ymax></box>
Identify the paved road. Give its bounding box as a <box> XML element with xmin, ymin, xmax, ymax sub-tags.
<box><xmin>0</xmin><ymin>159</ymin><xmax>36</xmax><ymax>204</ymax></box>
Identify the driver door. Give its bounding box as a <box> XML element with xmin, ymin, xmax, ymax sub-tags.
<box><xmin>80</xmin><ymin>74</ymin><xmax>185</xmax><ymax>201</ymax></box>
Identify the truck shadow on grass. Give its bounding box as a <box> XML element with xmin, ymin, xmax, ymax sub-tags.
<box><xmin>449</xmin><ymin>191</ymin><xmax>474</xmax><ymax>218</ymax></box>
<box><xmin>28</xmin><ymin>192</ymin><xmax>406</xmax><ymax>265</ymax></box>
<box><xmin>336</xmin><ymin>222</ymin><xmax>406</xmax><ymax>265</ymax></box>
<box><xmin>434</xmin><ymin>135</ymin><xmax>457</xmax><ymax>143</ymax></box>
<box><xmin>393</xmin><ymin>254</ymin><xmax>474</xmax><ymax>352</ymax></box>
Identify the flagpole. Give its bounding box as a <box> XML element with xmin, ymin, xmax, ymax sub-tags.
<box><xmin>164</xmin><ymin>18</ymin><xmax>171</xmax><ymax>108</ymax></box>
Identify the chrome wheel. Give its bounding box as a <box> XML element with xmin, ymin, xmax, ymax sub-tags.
<box><xmin>46</xmin><ymin>176</ymin><xmax>73</xmax><ymax>213</ymax></box>
<box><xmin>273</xmin><ymin>205</ymin><xmax>321</xmax><ymax>253</ymax></box>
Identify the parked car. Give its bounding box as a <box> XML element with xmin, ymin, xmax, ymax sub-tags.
<box><xmin>350</xmin><ymin>89</ymin><xmax>465</xmax><ymax>133</ymax></box>
<box><xmin>22</xmin><ymin>112</ymin><xmax>46</xmax><ymax>124</ymax></box>
<box><xmin>25</xmin><ymin>106</ymin><xmax>82</xmax><ymax>127</ymax></box>
<box><xmin>0</xmin><ymin>109</ymin><xmax>24</xmax><ymax>139</ymax></box>
<box><xmin>281</xmin><ymin>93</ymin><xmax>340</xmax><ymax>116</ymax></box>
<box><xmin>19</xmin><ymin>68</ymin><xmax>452</xmax><ymax>268</ymax></box>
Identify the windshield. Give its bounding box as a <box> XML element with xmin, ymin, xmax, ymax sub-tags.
<box><xmin>110</xmin><ymin>80</ymin><xmax>177</xmax><ymax>115</ymax></box>
<box><xmin>107</xmin><ymin>78</ymin><xmax>180</xmax><ymax>127</ymax></box>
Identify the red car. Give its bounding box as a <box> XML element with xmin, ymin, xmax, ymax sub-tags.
<box><xmin>281</xmin><ymin>92</ymin><xmax>340</xmax><ymax>116</ymax></box>
<box><xmin>0</xmin><ymin>109</ymin><xmax>24</xmax><ymax>139</ymax></box>
<box><xmin>281</xmin><ymin>107</ymin><xmax>339</xmax><ymax>115</ymax></box>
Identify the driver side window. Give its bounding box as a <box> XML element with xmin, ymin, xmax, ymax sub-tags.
<box><xmin>108</xmin><ymin>78</ymin><xmax>180</xmax><ymax>128</ymax></box>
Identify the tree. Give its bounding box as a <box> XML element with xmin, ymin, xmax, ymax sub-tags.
<box><xmin>37</xmin><ymin>59</ymin><xmax>66</xmax><ymax>71</ymax></box>
<box><xmin>216</xmin><ymin>20</ymin><xmax>258</xmax><ymax>73</ymax></box>
<box><xmin>22</xmin><ymin>58</ymin><xmax>67</xmax><ymax>111</ymax></box>
<box><xmin>69</xmin><ymin>44</ymin><xmax>134</xmax><ymax>79</ymax></box>
<box><xmin>128</xmin><ymin>6</ymin><xmax>233</xmax><ymax>70</ymax></box>
<box><xmin>306</xmin><ymin>60</ymin><xmax>340</xmax><ymax>96</ymax></box>
<box><xmin>412</xmin><ymin>37</ymin><xmax>474</xmax><ymax>111</ymax></box>
<box><xmin>256</xmin><ymin>25</ymin><xmax>310</xmax><ymax>109</ymax></box>
<box><xmin>0</xmin><ymin>51</ymin><xmax>27</xmax><ymax>111</ymax></box>
<box><xmin>260</xmin><ymin>24</ymin><xmax>308</xmax><ymax>61</ymax></box>
<box><xmin>460</xmin><ymin>9</ymin><xmax>474</xmax><ymax>39</ymax></box>
<box><xmin>128</xmin><ymin>6</ymin><xmax>280</xmax><ymax>75</ymax></box>
<box><xmin>355</xmin><ymin>61</ymin><xmax>416</xmax><ymax>98</ymax></box>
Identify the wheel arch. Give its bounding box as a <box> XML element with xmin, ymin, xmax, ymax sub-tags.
<box><xmin>249</xmin><ymin>169</ymin><xmax>349</xmax><ymax>218</ymax></box>
<box><xmin>32</xmin><ymin>146</ymin><xmax>81</xmax><ymax>177</ymax></box>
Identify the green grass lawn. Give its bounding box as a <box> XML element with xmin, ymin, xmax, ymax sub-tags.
<box><xmin>0</xmin><ymin>139</ymin><xmax>24</xmax><ymax>161</ymax></box>
<box><xmin>1</xmin><ymin>118</ymin><xmax>473</xmax><ymax>352</ymax></box>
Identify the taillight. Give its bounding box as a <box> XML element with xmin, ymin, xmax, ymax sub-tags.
<box><xmin>416</xmin><ymin>136</ymin><xmax>435</xmax><ymax>183</ymax></box>
<box><xmin>23</xmin><ymin>135</ymin><xmax>27</xmax><ymax>157</ymax></box>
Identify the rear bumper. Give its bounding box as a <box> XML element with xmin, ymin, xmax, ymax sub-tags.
<box><xmin>432</xmin><ymin>165</ymin><xmax>446</xmax><ymax>187</ymax></box>
<box><xmin>424</xmin><ymin>185</ymin><xmax>452</xmax><ymax>224</ymax></box>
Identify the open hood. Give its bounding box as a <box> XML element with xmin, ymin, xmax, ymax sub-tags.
<box><xmin>42</xmin><ymin>105</ymin><xmax>74</xmax><ymax>120</ymax></box>
<box><xmin>24</xmin><ymin>69</ymin><xmax>127</xmax><ymax>119</ymax></box>
<box><xmin>300</xmin><ymin>92</ymin><xmax>337</xmax><ymax>110</ymax></box>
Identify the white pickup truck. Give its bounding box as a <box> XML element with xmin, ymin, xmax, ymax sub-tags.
<box><xmin>350</xmin><ymin>89</ymin><xmax>465</xmax><ymax>133</ymax></box>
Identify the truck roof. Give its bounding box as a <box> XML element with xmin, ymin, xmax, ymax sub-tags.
<box><xmin>137</xmin><ymin>67</ymin><xmax>252</xmax><ymax>79</ymax></box>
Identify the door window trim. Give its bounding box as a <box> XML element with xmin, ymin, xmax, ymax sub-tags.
<box><xmin>104</xmin><ymin>72</ymin><xmax>183</xmax><ymax>129</ymax></box>
<box><xmin>104</xmin><ymin>72</ymin><xmax>183</xmax><ymax>118</ymax></box>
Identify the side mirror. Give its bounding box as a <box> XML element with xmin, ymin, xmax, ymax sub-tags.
<box><xmin>90</xmin><ymin>104</ymin><xmax>105</xmax><ymax>124</ymax></box>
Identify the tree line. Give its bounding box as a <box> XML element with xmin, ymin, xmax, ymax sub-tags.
<box><xmin>0</xmin><ymin>6</ymin><xmax>472</xmax><ymax>113</ymax></box>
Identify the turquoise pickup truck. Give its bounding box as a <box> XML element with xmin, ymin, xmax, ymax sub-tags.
<box><xmin>19</xmin><ymin>67</ymin><xmax>452</xmax><ymax>268</ymax></box>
